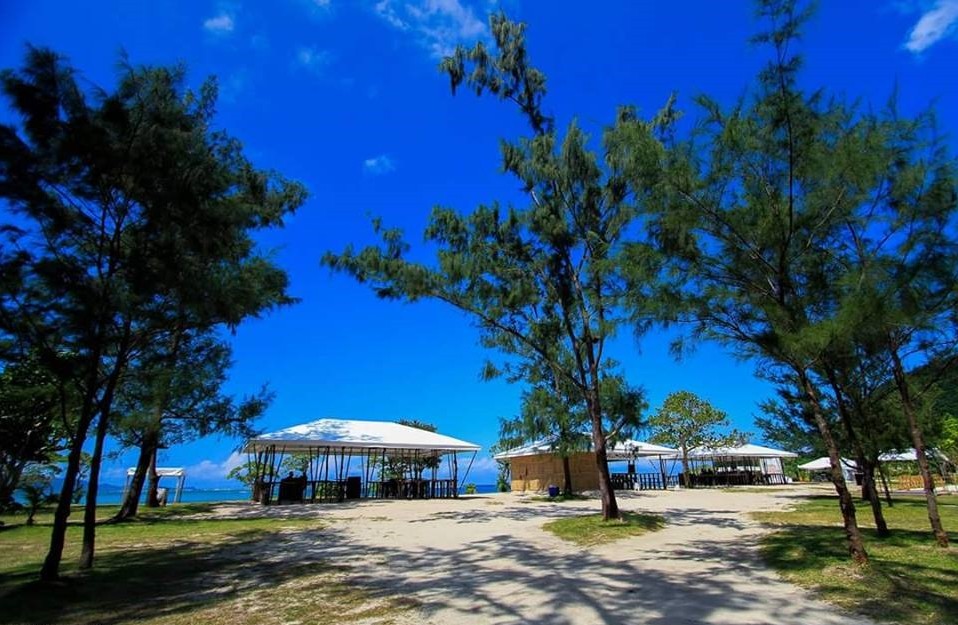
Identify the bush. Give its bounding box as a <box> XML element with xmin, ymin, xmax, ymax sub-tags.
<box><xmin>464</xmin><ymin>483</ymin><xmax>477</xmax><ymax>495</ymax></box>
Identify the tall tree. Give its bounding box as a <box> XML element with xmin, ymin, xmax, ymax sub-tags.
<box><xmin>0</xmin><ymin>48</ymin><xmax>305</xmax><ymax>579</ymax></box>
<box><xmin>649</xmin><ymin>391</ymin><xmax>734</xmax><ymax>488</ymax></box>
<box><xmin>840</xmin><ymin>176</ymin><xmax>957</xmax><ymax>546</ymax></box>
<box><xmin>611</xmin><ymin>0</ymin><xmax>905</xmax><ymax>562</ymax></box>
<box><xmin>324</xmin><ymin>15</ymin><xmax>653</xmax><ymax>519</ymax></box>
<box><xmin>113</xmin><ymin>331</ymin><xmax>271</xmax><ymax>519</ymax></box>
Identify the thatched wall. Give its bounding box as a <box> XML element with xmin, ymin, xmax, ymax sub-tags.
<box><xmin>509</xmin><ymin>452</ymin><xmax>599</xmax><ymax>492</ymax></box>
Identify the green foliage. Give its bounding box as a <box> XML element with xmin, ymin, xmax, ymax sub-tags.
<box><xmin>612</xmin><ymin>0</ymin><xmax>957</xmax><ymax>554</ymax></box>
<box><xmin>373</xmin><ymin>420</ymin><xmax>442</xmax><ymax>480</ymax></box>
<box><xmin>463</xmin><ymin>483</ymin><xmax>477</xmax><ymax>495</ymax></box>
<box><xmin>0</xmin><ymin>354</ymin><xmax>70</xmax><ymax>509</ymax></box>
<box><xmin>17</xmin><ymin>464</ymin><xmax>56</xmax><ymax>525</ymax></box>
<box><xmin>325</xmin><ymin>13</ymin><xmax>663</xmax><ymax>518</ymax></box>
<box><xmin>649</xmin><ymin>391</ymin><xmax>734</xmax><ymax>454</ymax></box>
<box><xmin>0</xmin><ymin>46</ymin><xmax>305</xmax><ymax>577</ymax></box>
<box><xmin>495</xmin><ymin>459</ymin><xmax>510</xmax><ymax>492</ymax></box>
<box><xmin>227</xmin><ymin>460</ymin><xmax>277</xmax><ymax>488</ymax></box>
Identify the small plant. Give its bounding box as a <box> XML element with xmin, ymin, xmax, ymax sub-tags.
<box><xmin>18</xmin><ymin>465</ymin><xmax>57</xmax><ymax>525</ymax></box>
<box><xmin>464</xmin><ymin>483</ymin><xmax>478</xmax><ymax>494</ymax></box>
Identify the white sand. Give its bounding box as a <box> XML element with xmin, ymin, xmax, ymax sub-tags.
<box><xmin>213</xmin><ymin>486</ymin><xmax>875</xmax><ymax>625</ymax></box>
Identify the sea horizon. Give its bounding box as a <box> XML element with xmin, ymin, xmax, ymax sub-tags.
<box><xmin>89</xmin><ymin>483</ymin><xmax>501</xmax><ymax>505</ymax></box>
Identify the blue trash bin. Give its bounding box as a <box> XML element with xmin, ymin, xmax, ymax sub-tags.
<box><xmin>547</xmin><ymin>485</ymin><xmax>560</xmax><ymax>498</ymax></box>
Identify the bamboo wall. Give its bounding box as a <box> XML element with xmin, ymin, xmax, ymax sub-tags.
<box><xmin>509</xmin><ymin>452</ymin><xmax>600</xmax><ymax>492</ymax></box>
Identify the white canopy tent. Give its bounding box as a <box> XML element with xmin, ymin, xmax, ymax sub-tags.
<box><xmin>123</xmin><ymin>467</ymin><xmax>186</xmax><ymax>504</ymax></box>
<box><xmin>879</xmin><ymin>448</ymin><xmax>951</xmax><ymax>464</ymax></box>
<box><xmin>244</xmin><ymin>418</ymin><xmax>481</xmax><ymax>504</ymax></box>
<box><xmin>688</xmin><ymin>443</ymin><xmax>798</xmax><ymax>459</ymax></box>
<box><xmin>798</xmin><ymin>457</ymin><xmax>858</xmax><ymax>483</ymax></box>
<box><xmin>680</xmin><ymin>443</ymin><xmax>797</xmax><ymax>486</ymax></box>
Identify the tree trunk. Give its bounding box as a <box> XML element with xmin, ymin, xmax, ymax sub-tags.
<box><xmin>115</xmin><ymin>435</ymin><xmax>154</xmax><ymax>521</ymax></box>
<box><xmin>147</xmin><ymin>446</ymin><xmax>160</xmax><ymax>507</ymax></box>
<box><xmin>798</xmin><ymin>371</ymin><xmax>868</xmax><ymax>564</ymax></box>
<box><xmin>561</xmin><ymin>455</ymin><xmax>573</xmax><ymax>496</ymax></box>
<box><xmin>681</xmin><ymin>448</ymin><xmax>692</xmax><ymax>489</ymax></box>
<box><xmin>588</xmin><ymin>396</ymin><xmax>619</xmax><ymax>520</ymax></box>
<box><xmin>39</xmin><ymin>390</ymin><xmax>98</xmax><ymax>581</ymax></box>
<box><xmin>877</xmin><ymin>460</ymin><xmax>893</xmax><ymax>507</ymax></box>
<box><xmin>79</xmin><ymin>411</ymin><xmax>110</xmax><ymax>569</ymax></box>
<box><xmin>861</xmin><ymin>458</ymin><xmax>889</xmax><ymax>537</ymax></box>
<box><xmin>823</xmin><ymin>369</ymin><xmax>887</xmax><ymax>533</ymax></box>
<box><xmin>889</xmin><ymin>347</ymin><xmax>948</xmax><ymax>547</ymax></box>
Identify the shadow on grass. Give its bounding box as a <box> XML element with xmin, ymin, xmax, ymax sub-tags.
<box><xmin>0</xmin><ymin>527</ymin><xmax>338</xmax><ymax>625</ymax></box>
<box><xmin>761</xmin><ymin>523</ymin><xmax>958</xmax><ymax>625</ymax></box>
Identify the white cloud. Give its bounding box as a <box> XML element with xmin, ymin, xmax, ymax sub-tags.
<box><xmin>373</xmin><ymin>0</ymin><xmax>488</xmax><ymax>58</ymax></box>
<box><xmin>904</xmin><ymin>0</ymin><xmax>958</xmax><ymax>53</ymax></box>
<box><xmin>203</xmin><ymin>13</ymin><xmax>236</xmax><ymax>34</ymax></box>
<box><xmin>363</xmin><ymin>154</ymin><xmax>396</xmax><ymax>175</ymax></box>
<box><xmin>186</xmin><ymin>451</ymin><xmax>245</xmax><ymax>482</ymax></box>
<box><xmin>464</xmin><ymin>455</ymin><xmax>499</xmax><ymax>481</ymax></box>
<box><xmin>296</xmin><ymin>46</ymin><xmax>332</xmax><ymax>75</ymax></box>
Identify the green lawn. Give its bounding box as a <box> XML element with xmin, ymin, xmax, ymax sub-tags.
<box><xmin>753</xmin><ymin>495</ymin><xmax>958</xmax><ymax>625</ymax></box>
<box><xmin>526</xmin><ymin>493</ymin><xmax>591</xmax><ymax>503</ymax></box>
<box><xmin>0</xmin><ymin>504</ymin><xmax>414</xmax><ymax>625</ymax></box>
<box><xmin>542</xmin><ymin>511</ymin><xmax>666</xmax><ymax>546</ymax></box>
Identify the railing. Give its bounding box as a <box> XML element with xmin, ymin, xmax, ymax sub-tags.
<box><xmin>611</xmin><ymin>472</ymin><xmax>678</xmax><ymax>490</ymax></box>
<box><xmin>684</xmin><ymin>471</ymin><xmax>785</xmax><ymax>487</ymax></box>
<box><xmin>366</xmin><ymin>479</ymin><xmax>459</xmax><ymax>500</ymax></box>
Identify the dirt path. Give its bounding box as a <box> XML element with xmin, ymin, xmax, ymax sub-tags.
<box><xmin>215</xmin><ymin>486</ymin><xmax>874</xmax><ymax>625</ymax></box>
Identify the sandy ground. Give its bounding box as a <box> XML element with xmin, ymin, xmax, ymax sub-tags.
<box><xmin>210</xmin><ymin>486</ymin><xmax>875</xmax><ymax>625</ymax></box>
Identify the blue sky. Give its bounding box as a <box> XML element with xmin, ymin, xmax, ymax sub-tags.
<box><xmin>2</xmin><ymin>1</ymin><xmax>957</xmax><ymax>487</ymax></box>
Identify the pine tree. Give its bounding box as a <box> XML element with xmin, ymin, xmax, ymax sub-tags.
<box><xmin>0</xmin><ymin>48</ymin><xmax>305</xmax><ymax>579</ymax></box>
<box><xmin>324</xmin><ymin>15</ymin><xmax>656</xmax><ymax>520</ymax></box>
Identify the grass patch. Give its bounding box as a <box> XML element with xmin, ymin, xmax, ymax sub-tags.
<box><xmin>753</xmin><ymin>495</ymin><xmax>958</xmax><ymax>625</ymax></box>
<box><xmin>543</xmin><ymin>511</ymin><xmax>665</xmax><ymax>546</ymax></box>
<box><xmin>718</xmin><ymin>487</ymin><xmax>799</xmax><ymax>494</ymax></box>
<box><xmin>0</xmin><ymin>506</ymin><xmax>415</xmax><ymax>625</ymax></box>
<box><xmin>528</xmin><ymin>493</ymin><xmax>591</xmax><ymax>503</ymax></box>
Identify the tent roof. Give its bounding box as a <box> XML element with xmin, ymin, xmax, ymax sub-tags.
<box><xmin>608</xmin><ymin>440</ymin><xmax>680</xmax><ymax>459</ymax></box>
<box><xmin>494</xmin><ymin>436</ymin><xmax>678</xmax><ymax>460</ymax></box>
<box><xmin>688</xmin><ymin>443</ymin><xmax>797</xmax><ymax>459</ymax></box>
<box><xmin>127</xmin><ymin>467</ymin><xmax>185</xmax><ymax>477</ymax></box>
<box><xmin>244</xmin><ymin>418</ymin><xmax>481</xmax><ymax>453</ymax></box>
<box><xmin>880</xmin><ymin>448</ymin><xmax>950</xmax><ymax>463</ymax></box>
<box><xmin>797</xmin><ymin>457</ymin><xmax>857</xmax><ymax>471</ymax></box>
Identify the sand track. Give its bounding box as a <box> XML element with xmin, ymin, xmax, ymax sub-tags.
<box><xmin>212</xmin><ymin>486</ymin><xmax>874</xmax><ymax>625</ymax></box>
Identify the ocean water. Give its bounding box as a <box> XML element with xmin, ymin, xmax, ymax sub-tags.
<box><xmin>92</xmin><ymin>483</ymin><xmax>500</xmax><ymax>505</ymax></box>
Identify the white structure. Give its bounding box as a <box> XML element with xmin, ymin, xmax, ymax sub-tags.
<box><xmin>244</xmin><ymin>418</ymin><xmax>481</xmax><ymax>504</ymax></box>
<box><xmin>492</xmin><ymin>436</ymin><xmax>678</xmax><ymax>461</ymax></box>
<box><xmin>123</xmin><ymin>467</ymin><xmax>186</xmax><ymax>504</ymax></box>
<box><xmin>683</xmin><ymin>443</ymin><xmax>797</xmax><ymax>485</ymax></box>
<box><xmin>879</xmin><ymin>448</ymin><xmax>951</xmax><ymax>464</ymax></box>
<box><xmin>798</xmin><ymin>457</ymin><xmax>858</xmax><ymax>483</ymax></box>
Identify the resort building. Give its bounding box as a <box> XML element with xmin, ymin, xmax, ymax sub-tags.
<box><xmin>495</xmin><ymin>438</ymin><xmax>680</xmax><ymax>492</ymax></box>
<box><xmin>496</xmin><ymin>438</ymin><xmax>797</xmax><ymax>492</ymax></box>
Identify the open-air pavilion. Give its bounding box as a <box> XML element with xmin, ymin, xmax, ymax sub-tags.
<box><xmin>122</xmin><ymin>467</ymin><xmax>187</xmax><ymax>504</ymax></box>
<box><xmin>244</xmin><ymin>418</ymin><xmax>480</xmax><ymax>505</ymax></box>
<box><xmin>683</xmin><ymin>443</ymin><xmax>797</xmax><ymax>486</ymax></box>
